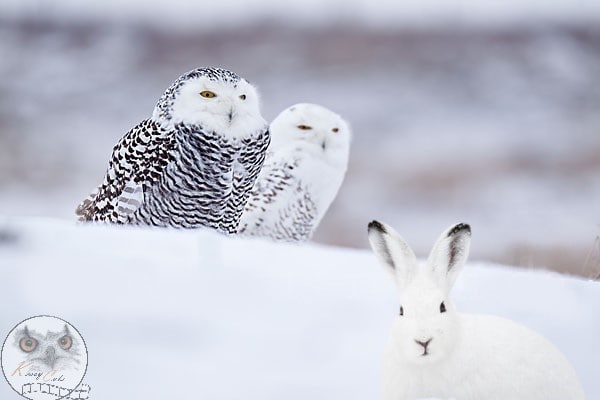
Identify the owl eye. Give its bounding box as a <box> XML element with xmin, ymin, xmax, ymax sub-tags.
<box><xmin>239</xmin><ymin>94</ymin><xmax>246</xmax><ymax>100</ymax></box>
<box><xmin>332</xmin><ymin>127</ymin><xmax>339</xmax><ymax>133</ymax></box>
<box><xmin>58</xmin><ymin>335</ymin><xmax>73</xmax><ymax>351</ymax></box>
<box><xmin>200</xmin><ymin>91</ymin><xmax>217</xmax><ymax>98</ymax></box>
<box><xmin>19</xmin><ymin>337</ymin><xmax>38</xmax><ymax>353</ymax></box>
<box><xmin>297</xmin><ymin>125</ymin><xmax>312</xmax><ymax>130</ymax></box>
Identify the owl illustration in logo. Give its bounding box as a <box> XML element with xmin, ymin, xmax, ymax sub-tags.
<box><xmin>13</xmin><ymin>325</ymin><xmax>83</xmax><ymax>372</ymax></box>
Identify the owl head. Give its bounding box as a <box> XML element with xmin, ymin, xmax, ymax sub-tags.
<box><xmin>153</xmin><ymin>67</ymin><xmax>267</xmax><ymax>138</ymax></box>
<box><xmin>269</xmin><ymin>103</ymin><xmax>351</xmax><ymax>167</ymax></box>
<box><xmin>13</xmin><ymin>325</ymin><xmax>82</xmax><ymax>371</ymax></box>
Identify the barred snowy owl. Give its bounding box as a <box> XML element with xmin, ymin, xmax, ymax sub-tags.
<box><xmin>238</xmin><ymin>103</ymin><xmax>350</xmax><ymax>241</ymax></box>
<box><xmin>76</xmin><ymin>67</ymin><xmax>270</xmax><ymax>233</ymax></box>
<box><xmin>13</xmin><ymin>325</ymin><xmax>83</xmax><ymax>371</ymax></box>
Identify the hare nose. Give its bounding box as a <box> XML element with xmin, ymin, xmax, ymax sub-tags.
<box><xmin>415</xmin><ymin>338</ymin><xmax>432</xmax><ymax>350</ymax></box>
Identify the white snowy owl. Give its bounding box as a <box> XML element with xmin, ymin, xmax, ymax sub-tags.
<box><xmin>76</xmin><ymin>67</ymin><xmax>270</xmax><ymax>234</ymax></box>
<box><xmin>13</xmin><ymin>325</ymin><xmax>83</xmax><ymax>372</ymax></box>
<box><xmin>237</xmin><ymin>103</ymin><xmax>350</xmax><ymax>241</ymax></box>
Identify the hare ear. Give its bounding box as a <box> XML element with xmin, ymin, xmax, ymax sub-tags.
<box><xmin>368</xmin><ymin>220</ymin><xmax>417</xmax><ymax>287</ymax></box>
<box><xmin>428</xmin><ymin>223</ymin><xmax>471</xmax><ymax>292</ymax></box>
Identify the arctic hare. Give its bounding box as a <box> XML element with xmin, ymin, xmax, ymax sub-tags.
<box><xmin>367</xmin><ymin>221</ymin><xmax>585</xmax><ymax>400</ymax></box>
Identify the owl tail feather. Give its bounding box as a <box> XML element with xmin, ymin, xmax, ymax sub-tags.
<box><xmin>75</xmin><ymin>188</ymin><xmax>99</xmax><ymax>221</ymax></box>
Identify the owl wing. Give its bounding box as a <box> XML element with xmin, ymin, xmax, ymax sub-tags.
<box><xmin>218</xmin><ymin>129</ymin><xmax>271</xmax><ymax>234</ymax></box>
<box><xmin>75</xmin><ymin>119</ymin><xmax>176</xmax><ymax>223</ymax></box>
<box><xmin>236</xmin><ymin>153</ymin><xmax>297</xmax><ymax>235</ymax></box>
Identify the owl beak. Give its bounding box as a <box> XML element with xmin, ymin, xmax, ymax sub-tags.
<box><xmin>227</xmin><ymin>107</ymin><xmax>236</xmax><ymax>124</ymax></box>
<box><xmin>321</xmin><ymin>140</ymin><xmax>327</xmax><ymax>150</ymax></box>
<box><xmin>43</xmin><ymin>347</ymin><xmax>57</xmax><ymax>367</ymax></box>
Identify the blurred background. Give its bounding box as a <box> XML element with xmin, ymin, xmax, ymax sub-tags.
<box><xmin>0</xmin><ymin>0</ymin><xmax>599</xmax><ymax>277</ymax></box>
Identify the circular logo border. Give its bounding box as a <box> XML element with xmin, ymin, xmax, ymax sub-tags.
<box><xmin>1</xmin><ymin>315</ymin><xmax>89</xmax><ymax>400</ymax></box>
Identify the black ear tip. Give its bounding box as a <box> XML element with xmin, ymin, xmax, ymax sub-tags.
<box><xmin>368</xmin><ymin>220</ymin><xmax>387</xmax><ymax>234</ymax></box>
<box><xmin>448</xmin><ymin>223</ymin><xmax>471</xmax><ymax>237</ymax></box>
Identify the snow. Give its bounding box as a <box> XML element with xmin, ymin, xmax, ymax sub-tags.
<box><xmin>0</xmin><ymin>217</ymin><xmax>598</xmax><ymax>399</ymax></box>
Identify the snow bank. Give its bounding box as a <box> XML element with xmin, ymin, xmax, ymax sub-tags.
<box><xmin>0</xmin><ymin>217</ymin><xmax>597</xmax><ymax>399</ymax></box>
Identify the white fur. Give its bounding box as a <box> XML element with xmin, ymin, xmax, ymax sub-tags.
<box><xmin>368</xmin><ymin>222</ymin><xmax>585</xmax><ymax>400</ymax></box>
<box><xmin>152</xmin><ymin>76</ymin><xmax>267</xmax><ymax>139</ymax></box>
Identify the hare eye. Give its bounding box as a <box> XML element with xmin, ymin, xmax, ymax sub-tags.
<box><xmin>440</xmin><ymin>302</ymin><xmax>447</xmax><ymax>313</ymax></box>
<box><xmin>399</xmin><ymin>306</ymin><xmax>404</xmax><ymax>316</ymax></box>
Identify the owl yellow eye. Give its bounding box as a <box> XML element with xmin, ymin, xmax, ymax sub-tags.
<box><xmin>332</xmin><ymin>127</ymin><xmax>339</xmax><ymax>133</ymax></box>
<box><xmin>200</xmin><ymin>91</ymin><xmax>217</xmax><ymax>98</ymax></box>
<box><xmin>19</xmin><ymin>337</ymin><xmax>38</xmax><ymax>353</ymax></box>
<box><xmin>58</xmin><ymin>335</ymin><xmax>73</xmax><ymax>350</ymax></box>
<box><xmin>239</xmin><ymin>94</ymin><xmax>246</xmax><ymax>100</ymax></box>
<box><xmin>297</xmin><ymin>125</ymin><xmax>312</xmax><ymax>130</ymax></box>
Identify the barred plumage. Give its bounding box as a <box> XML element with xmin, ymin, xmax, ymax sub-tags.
<box><xmin>238</xmin><ymin>157</ymin><xmax>318</xmax><ymax>241</ymax></box>
<box><xmin>76</xmin><ymin>67</ymin><xmax>269</xmax><ymax>233</ymax></box>
<box><xmin>238</xmin><ymin>103</ymin><xmax>350</xmax><ymax>241</ymax></box>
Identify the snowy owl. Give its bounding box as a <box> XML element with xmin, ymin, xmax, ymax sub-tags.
<box><xmin>13</xmin><ymin>325</ymin><xmax>83</xmax><ymax>372</ymax></box>
<box><xmin>237</xmin><ymin>103</ymin><xmax>350</xmax><ymax>241</ymax></box>
<box><xmin>76</xmin><ymin>67</ymin><xmax>270</xmax><ymax>233</ymax></box>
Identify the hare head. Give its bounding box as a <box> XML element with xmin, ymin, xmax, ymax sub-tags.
<box><xmin>368</xmin><ymin>221</ymin><xmax>471</xmax><ymax>365</ymax></box>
